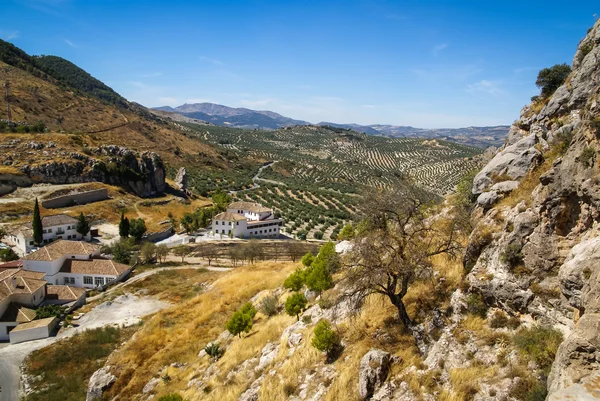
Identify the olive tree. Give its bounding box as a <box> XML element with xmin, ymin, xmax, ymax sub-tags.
<box><xmin>344</xmin><ymin>187</ymin><xmax>460</xmax><ymax>329</ymax></box>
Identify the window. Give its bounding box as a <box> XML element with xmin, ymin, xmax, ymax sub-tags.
<box><xmin>63</xmin><ymin>277</ymin><xmax>75</xmax><ymax>285</ymax></box>
<box><xmin>67</xmin><ymin>226</ymin><xmax>71</xmax><ymax>230</ymax></box>
<box><xmin>29</xmin><ymin>241</ymin><xmax>33</xmax><ymax>245</ymax></box>
<box><xmin>48</xmin><ymin>228</ymin><xmax>52</xmax><ymax>233</ymax></box>
<box><xmin>94</xmin><ymin>277</ymin><xmax>104</xmax><ymax>287</ymax></box>
<box><xmin>236</xmin><ymin>222</ymin><xmax>239</xmax><ymax>226</ymax></box>
<box><xmin>84</xmin><ymin>276</ymin><xmax>93</xmax><ymax>285</ymax></box>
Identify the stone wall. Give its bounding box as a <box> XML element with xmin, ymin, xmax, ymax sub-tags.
<box><xmin>41</xmin><ymin>188</ymin><xmax>109</xmax><ymax>209</ymax></box>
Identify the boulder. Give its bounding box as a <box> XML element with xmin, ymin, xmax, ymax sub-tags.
<box><xmin>175</xmin><ymin>167</ymin><xmax>188</xmax><ymax>192</ymax></box>
<box><xmin>472</xmin><ymin>134</ymin><xmax>542</xmax><ymax>194</ymax></box>
<box><xmin>476</xmin><ymin>191</ymin><xmax>499</xmax><ymax>209</ymax></box>
<box><xmin>558</xmin><ymin>236</ymin><xmax>600</xmax><ymax>308</ymax></box>
<box><xmin>490</xmin><ymin>180</ymin><xmax>520</xmax><ymax>194</ymax></box>
<box><xmin>256</xmin><ymin>342</ymin><xmax>279</xmax><ymax>371</ymax></box>
<box><xmin>358</xmin><ymin>349</ymin><xmax>392</xmax><ymax>400</ymax></box>
<box><xmin>86</xmin><ymin>366</ymin><xmax>116</xmax><ymax>401</ymax></box>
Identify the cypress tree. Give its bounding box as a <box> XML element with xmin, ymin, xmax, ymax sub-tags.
<box><xmin>119</xmin><ymin>212</ymin><xmax>130</xmax><ymax>238</ymax></box>
<box><xmin>32</xmin><ymin>198</ymin><xmax>43</xmax><ymax>246</ymax></box>
<box><xmin>76</xmin><ymin>212</ymin><xmax>90</xmax><ymax>237</ymax></box>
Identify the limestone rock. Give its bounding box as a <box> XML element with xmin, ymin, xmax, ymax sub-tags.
<box><xmin>256</xmin><ymin>342</ymin><xmax>279</xmax><ymax>371</ymax></box>
<box><xmin>472</xmin><ymin>134</ymin><xmax>542</xmax><ymax>194</ymax></box>
<box><xmin>490</xmin><ymin>180</ymin><xmax>520</xmax><ymax>194</ymax></box>
<box><xmin>175</xmin><ymin>167</ymin><xmax>188</xmax><ymax>192</ymax></box>
<box><xmin>476</xmin><ymin>191</ymin><xmax>499</xmax><ymax>209</ymax></box>
<box><xmin>86</xmin><ymin>366</ymin><xmax>116</xmax><ymax>401</ymax></box>
<box><xmin>358</xmin><ymin>349</ymin><xmax>392</xmax><ymax>400</ymax></box>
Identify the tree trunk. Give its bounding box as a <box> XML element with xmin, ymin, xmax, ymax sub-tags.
<box><xmin>392</xmin><ymin>298</ymin><xmax>412</xmax><ymax>329</ymax></box>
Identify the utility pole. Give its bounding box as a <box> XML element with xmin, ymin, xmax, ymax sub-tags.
<box><xmin>3</xmin><ymin>80</ymin><xmax>12</xmax><ymax>126</ymax></box>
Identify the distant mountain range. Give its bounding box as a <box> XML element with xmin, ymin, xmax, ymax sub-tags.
<box><xmin>152</xmin><ymin>102</ymin><xmax>509</xmax><ymax>148</ymax></box>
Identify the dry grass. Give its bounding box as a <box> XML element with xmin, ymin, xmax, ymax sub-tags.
<box><xmin>449</xmin><ymin>366</ymin><xmax>498</xmax><ymax>400</ymax></box>
<box><xmin>104</xmin><ymin>261</ymin><xmax>297</xmax><ymax>400</ymax></box>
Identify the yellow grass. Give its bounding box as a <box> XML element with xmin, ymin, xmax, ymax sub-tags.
<box><xmin>104</xmin><ymin>261</ymin><xmax>298</xmax><ymax>400</ymax></box>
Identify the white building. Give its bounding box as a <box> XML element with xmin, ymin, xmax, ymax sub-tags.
<box><xmin>0</xmin><ymin>266</ymin><xmax>85</xmax><ymax>342</ymax></box>
<box><xmin>6</xmin><ymin>214</ymin><xmax>91</xmax><ymax>255</ymax></box>
<box><xmin>22</xmin><ymin>240</ymin><xmax>132</xmax><ymax>288</ymax></box>
<box><xmin>212</xmin><ymin>201</ymin><xmax>283</xmax><ymax>239</ymax></box>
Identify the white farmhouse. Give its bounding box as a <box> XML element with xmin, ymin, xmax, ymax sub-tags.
<box><xmin>22</xmin><ymin>240</ymin><xmax>132</xmax><ymax>288</ymax></box>
<box><xmin>212</xmin><ymin>201</ymin><xmax>283</xmax><ymax>239</ymax></box>
<box><xmin>6</xmin><ymin>214</ymin><xmax>92</xmax><ymax>255</ymax></box>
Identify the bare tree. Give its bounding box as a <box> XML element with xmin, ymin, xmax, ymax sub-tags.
<box><xmin>344</xmin><ymin>188</ymin><xmax>461</xmax><ymax>329</ymax></box>
<box><xmin>197</xmin><ymin>244</ymin><xmax>219</xmax><ymax>266</ymax></box>
<box><xmin>285</xmin><ymin>241</ymin><xmax>306</xmax><ymax>262</ymax></box>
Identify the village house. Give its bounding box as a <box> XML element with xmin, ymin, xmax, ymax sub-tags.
<box><xmin>212</xmin><ymin>201</ymin><xmax>283</xmax><ymax>238</ymax></box>
<box><xmin>22</xmin><ymin>240</ymin><xmax>132</xmax><ymax>288</ymax></box>
<box><xmin>5</xmin><ymin>214</ymin><xmax>92</xmax><ymax>255</ymax></box>
<box><xmin>0</xmin><ymin>267</ymin><xmax>85</xmax><ymax>342</ymax></box>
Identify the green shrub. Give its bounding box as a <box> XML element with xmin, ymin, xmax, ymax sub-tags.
<box><xmin>204</xmin><ymin>343</ymin><xmax>224</xmax><ymax>361</ymax></box>
<box><xmin>577</xmin><ymin>41</ymin><xmax>594</xmax><ymax>63</ymax></box>
<box><xmin>501</xmin><ymin>242</ymin><xmax>524</xmax><ymax>268</ymax></box>
<box><xmin>35</xmin><ymin>305</ymin><xmax>66</xmax><ymax>319</ymax></box>
<box><xmin>466</xmin><ymin>293</ymin><xmax>488</xmax><ymax>318</ymax></box>
<box><xmin>311</xmin><ymin>319</ymin><xmax>341</xmax><ymax>360</ymax></box>
<box><xmin>284</xmin><ymin>268</ymin><xmax>306</xmax><ymax>291</ymax></box>
<box><xmin>580</xmin><ymin>146</ymin><xmax>595</xmax><ymax>167</ymax></box>
<box><xmin>259</xmin><ymin>294</ymin><xmax>280</xmax><ymax>317</ymax></box>
<box><xmin>285</xmin><ymin>292</ymin><xmax>307</xmax><ymax>320</ymax></box>
<box><xmin>536</xmin><ymin>63</ymin><xmax>572</xmax><ymax>98</ymax></box>
<box><xmin>226</xmin><ymin>310</ymin><xmax>253</xmax><ymax>338</ymax></box>
<box><xmin>240</xmin><ymin>302</ymin><xmax>257</xmax><ymax>319</ymax></box>
<box><xmin>513</xmin><ymin>326</ymin><xmax>563</xmax><ymax>373</ymax></box>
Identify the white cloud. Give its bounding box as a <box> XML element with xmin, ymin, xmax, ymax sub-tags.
<box><xmin>466</xmin><ymin>80</ymin><xmax>505</xmax><ymax>97</ymax></box>
<box><xmin>158</xmin><ymin>97</ymin><xmax>178</xmax><ymax>106</ymax></box>
<box><xmin>64</xmin><ymin>39</ymin><xmax>77</xmax><ymax>48</ymax></box>
<box><xmin>199</xmin><ymin>56</ymin><xmax>223</xmax><ymax>66</ymax></box>
<box><xmin>186</xmin><ymin>98</ymin><xmax>216</xmax><ymax>104</ymax></box>
<box><xmin>432</xmin><ymin>43</ymin><xmax>448</xmax><ymax>56</ymax></box>
<box><xmin>140</xmin><ymin>72</ymin><xmax>163</xmax><ymax>78</ymax></box>
<box><xmin>239</xmin><ymin>98</ymin><xmax>277</xmax><ymax>108</ymax></box>
<box><xmin>6</xmin><ymin>31</ymin><xmax>19</xmax><ymax>40</ymax></box>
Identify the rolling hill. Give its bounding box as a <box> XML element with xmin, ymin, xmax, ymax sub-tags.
<box><xmin>154</xmin><ymin>102</ymin><xmax>509</xmax><ymax>148</ymax></box>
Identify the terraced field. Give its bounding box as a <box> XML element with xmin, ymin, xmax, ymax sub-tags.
<box><xmin>177</xmin><ymin>123</ymin><xmax>482</xmax><ymax>239</ymax></box>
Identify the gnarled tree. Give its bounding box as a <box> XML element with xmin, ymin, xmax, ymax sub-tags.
<box><xmin>345</xmin><ymin>187</ymin><xmax>461</xmax><ymax>329</ymax></box>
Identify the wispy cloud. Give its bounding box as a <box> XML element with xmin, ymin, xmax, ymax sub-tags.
<box><xmin>129</xmin><ymin>81</ymin><xmax>148</xmax><ymax>89</ymax></box>
<box><xmin>466</xmin><ymin>80</ymin><xmax>505</xmax><ymax>97</ymax></box>
<box><xmin>360</xmin><ymin>104</ymin><xmax>377</xmax><ymax>109</ymax></box>
<box><xmin>513</xmin><ymin>67</ymin><xmax>538</xmax><ymax>75</ymax></box>
<box><xmin>411</xmin><ymin>64</ymin><xmax>482</xmax><ymax>81</ymax></box>
<box><xmin>432</xmin><ymin>43</ymin><xmax>448</xmax><ymax>56</ymax></box>
<box><xmin>16</xmin><ymin>0</ymin><xmax>70</xmax><ymax>16</ymax></box>
<box><xmin>186</xmin><ymin>98</ymin><xmax>215</xmax><ymax>104</ymax></box>
<box><xmin>158</xmin><ymin>97</ymin><xmax>178</xmax><ymax>106</ymax></box>
<box><xmin>140</xmin><ymin>72</ymin><xmax>163</xmax><ymax>78</ymax></box>
<box><xmin>64</xmin><ymin>39</ymin><xmax>77</xmax><ymax>48</ymax></box>
<box><xmin>199</xmin><ymin>56</ymin><xmax>223</xmax><ymax>66</ymax></box>
<box><xmin>1</xmin><ymin>31</ymin><xmax>20</xmax><ymax>40</ymax></box>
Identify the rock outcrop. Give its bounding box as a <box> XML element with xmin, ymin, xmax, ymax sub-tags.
<box><xmin>14</xmin><ymin>145</ymin><xmax>166</xmax><ymax>197</ymax></box>
<box><xmin>358</xmin><ymin>349</ymin><xmax>392</xmax><ymax>400</ymax></box>
<box><xmin>86</xmin><ymin>366</ymin><xmax>116</xmax><ymax>401</ymax></box>
<box><xmin>464</xmin><ymin>18</ymin><xmax>600</xmax><ymax>399</ymax></box>
<box><xmin>175</xmin><ymin>167</ymin><xmax>188</xmax><ymax>192</ymax></box>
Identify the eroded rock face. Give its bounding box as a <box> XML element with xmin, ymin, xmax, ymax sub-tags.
<box><xmin>16</xmin><ymin>145</ymin><xmax>166</xmax><ymax>197</ymax></box>
<box><xmin>465</xmin><ymin>18</ymin><xmax>600</xmax><ymax>400</ymax></box>
<box><xmin>358</xmin><ymin>349</ymin><xmax>392</xmax><ymax>400</ymax></box>
<box><xmin>472</xmin><ymin>134</ymin><xmax>542</xmax><ymax>195</ymax></box>
<box><xmin>86</xmin><ymin>366</ymin><xmax>116</xmax><ymax>401</ymax></box>
<box><xmin>175</xmin><ymin>167</ymin><xmax>188</xmax><ymax>192</ymax></box>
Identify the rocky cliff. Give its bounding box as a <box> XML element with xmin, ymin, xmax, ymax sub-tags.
<box><xmin>466</xmin><ymin>19</ymin><xmax>600</xmax><ymax>399</ymax></box>
<box><xmin>1</xmin><ymin>140</ymin><xmax>166</xmax><ymax>197</ymax></box>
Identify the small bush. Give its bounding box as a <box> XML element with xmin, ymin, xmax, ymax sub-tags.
<box><xmin>488</xmin><ymin>310</ymin><xmax>509</xmax><ymax>328</ymax></box>
<box><xmin>466</xmin><ymin>293</ymin><xmax>488</xmax><ymax>318</ymax></box>
<box><xmin>513</xmin><ymin>326</ymin><xmax>563</xmax><ymax>373</ymax></box>
<box><xmin>501</xmin><ymin>242</ymin><xmax>524</xmax><ymax>268</ymax></box>
<box><xmin>577</xmin><ymin>41</ymin><xmax>594</xmax><ymax>64</ymax></box>
<box><xmin>284</xmin><ymin>268</ymin><xmax>305</xmax><ymax>291</ymax></box>
<box><xmin>536</xmin><ymin>63</ymin><xmax>572</xmax><ymax>98</ymax></box>
<box><xmin>204</xmin><ymin>343</ymin><xmax>224</xmax><ymax>360</ymax></box>
<box><xmin>311</xmin><ymin>319</ymin><xmax>341</xmax><ymax>360</ymax></box>
<box><xmin>580</xmin><ymin>146</ymin><xmax>595</xmax><ymax>167</ymax></box>
<box><xmin>285</xmin><ymin>292</ymin><xmax>307</xmax><ymax>320</ymax></box>
<box><xmin>259</xmin><ymin>294</ymin><xmax>280</xmax><ymax>317</ymax></box>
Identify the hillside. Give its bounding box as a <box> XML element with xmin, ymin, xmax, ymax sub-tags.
<box><xmin>154</xmin><ymin>103</ymin><xmax>311</xmax><ymax>130</ymax></box>
<box><xmin>17</xmin><ymin>18</ymin><xmax>600</xmax><ymax>401</ymax></box>
<box><xmin>154</xmin><ymin>102</ymin><xmax>509</xmax><ymax>148</ymax></box>
<box><xmin>0</xmin><ymin>41</ymin><xmax>242</xmax><ymax>196</ymax></box>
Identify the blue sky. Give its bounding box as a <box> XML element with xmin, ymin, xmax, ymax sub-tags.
<box><xmin>0</xmin><ymin>0</ymin><xmax>597</xmax><ymax>127</ymax></box>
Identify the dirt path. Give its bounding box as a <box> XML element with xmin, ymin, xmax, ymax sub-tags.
<box><xmin>0</xmin><ymin>294</ymin><xmax>168</xmax><ymax>401</ymax></box>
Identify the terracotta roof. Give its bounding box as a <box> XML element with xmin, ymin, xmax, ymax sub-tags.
<box><xmin>0</xmin><ymin>303</ymin><xmax>37</xmax><ymax>323</ymax></box>
<box><xmin>23</xmin><ymin>240</ymin><xmax>100</xmax><ymax>262</ymax></box>
<box><xmin>214</xmin><ymin>212</ymin><xmax>247</xmax><ymax>222</ymax></box>
<box><xmin>24</xmin><ymin>214</ymin><xmax>78</xmax><ymax>228</ymax></box>
<box><xmin>10</xmin><ymin>316</ymin><xmax>57</xmax><ymax>332</ymax></box>
<box><xmin>60</xmin><ymin>257</ymin><xmax>130</xmax><ymax>276</ymax></box>
<box><xmin>0</xmin><ymin>260</ymin><xmax>23</xmax><ymax>269</ymax></box>
<box><xmin>0</xmin><ymin>269</ymin><xmax>47</xmax><ymax>303</ymax></box>
<box><xmin>228</xmin><ymin>201</ymin><xmax>272</xmax><ymax>213</ymax></box>
<box><xmin>45</xmin><ymin>285</ymin><xmax>86</xmax><ymax>302</ymax></box>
